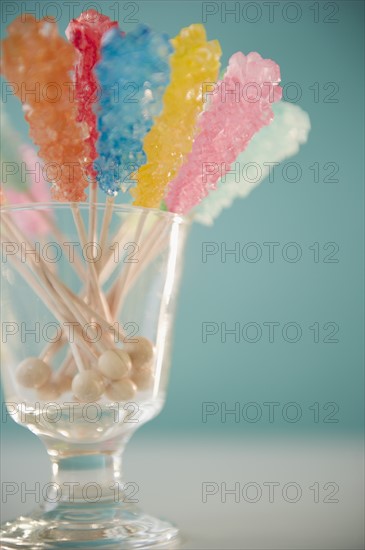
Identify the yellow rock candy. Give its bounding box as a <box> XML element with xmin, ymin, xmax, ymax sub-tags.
<box><xmin>131</xmin><ymin>24</ymin><xmax>221</xmax><ymax>209</ymax></box>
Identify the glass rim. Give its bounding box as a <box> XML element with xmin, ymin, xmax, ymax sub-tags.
<box><xmin>0</xmin><ymin>201</ymin><xmax>189</xmax><ymax>225</ymax></box>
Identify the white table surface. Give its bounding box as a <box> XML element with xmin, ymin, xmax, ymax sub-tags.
<box><xmin>1</xmin><ymin>432</ymin><xmax>364</xmax><ymax>549</ymax></box>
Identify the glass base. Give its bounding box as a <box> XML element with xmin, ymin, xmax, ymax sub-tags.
<box><xmin>0</xmin><ymin>501</ymin><xmax>180</xmax><ymax>549</ymax></box>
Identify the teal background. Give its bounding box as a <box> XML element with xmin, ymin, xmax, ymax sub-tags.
<box><xmin>1</xmin><ymin>0</ymin><xmax>364</xmax><ymax>439</ymax></box>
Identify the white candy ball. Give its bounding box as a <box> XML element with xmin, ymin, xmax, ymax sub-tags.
<box><xmin>105</xmin><ymin>378</ymin><xmax>137</xmax><ymax>402</ymax></box>
<box><xmin>131</xmin><ymin>367</ymin><xmax>154</xmax><ymax>391</ymax></box>
<box><xmin>56</xmin><ymin>375</ymin><xmax>73</xmax><ymax>394</ymax></box>
<box><xmin>37</xmin><ymin>381</ymin><xmax>61</xmax><ymax>401</ymax></box>
<box><xmin>115</xmin><ymin>349</ymin><xmax>133</xmax><ymax>371</ymax></box>
<box><xmin>97</xmin><ymin>349</ymin><xmax>131</xmax><ymax>381</ymax></box>
<box><xmin>124</xmin><ymin>337</ymin><xmax>154</xmax><ymax>370</ymax></box>
<box><xmin>16</xmin><ymin>358</ymin><xmax>51</xmax><ymax>389</ymax></box>
<box><xmin>72</xmin><ymin>371</ymin><xmax>105</xmax><ymax>402</ymax></box>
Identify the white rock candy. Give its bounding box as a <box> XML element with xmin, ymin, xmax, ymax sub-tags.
<box><xmin>193</xmin><ymin>101</ymin><xmax>310</xmax><ymax>225</ymax></box>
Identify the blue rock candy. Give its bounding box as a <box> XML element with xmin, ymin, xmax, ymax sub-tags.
<box><xmin>95</xmin><ymin>25</ymin><xmax>173</xmax><ymax>196</ymax></box>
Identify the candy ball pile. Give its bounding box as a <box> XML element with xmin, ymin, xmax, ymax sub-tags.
<box><xmin>15</xmin><ymin>337</ymin><xmax>155</xmax><ymax>402</ymax></box>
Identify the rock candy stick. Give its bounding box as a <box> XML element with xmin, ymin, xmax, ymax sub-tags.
<box><xmin>131</xmin><ymin>24</ymin><xmax>221</xmax><ymax>209</ymax></box>
<box><xmin>165</xmin><ymin>52</ymin><xmax>282</xmax><ymax>215</ymax></box>
<box><xmin>70</xmin><ymin>203</ymin><xmax>113</xmax><ymax>323</ymax></box>
<box><xmin>1</xmin><ymin>15</ymin><xmax>88</xmax><ymax>202</ymax></box>
<box><xmin>66</xmin><ymin>9</ymin><xmax>118</xmax><ymax>183</ymax></box>
<box><xmin>66</xmin><ymin>10</ymin><xmax>118</xmax><ymax>298</ymax></box>
<box><xmin>0</xmin><ymin>112</ymin><xmax>85</xmax><ymax>278</ymax></box>
<box><xmin>95</xmin><ymin>24</ymin><xmax>173</xmax><ymax>197</ymax></box>
<box><xmin>109</xmin><ymin>210</ymin><xmax>149</xmax><ymax>318</ymax></box>
<box><xmin>0</xmin><ymin>218</ymin><xmax>92</xmax><ymax>369</ymax></box>
<box><xmin>194</xmin><ymin>102</ymin><xmax>310</xmax><ymax>224</ymax></box>
<box><xmin>2</xmin><ymin>211</ymin><xmax>116</xmax><ymax>355</ymax></box>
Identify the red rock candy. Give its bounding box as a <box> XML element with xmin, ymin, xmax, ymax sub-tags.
<box><xmin>66</xmin><ymin>10</ymin><xmax>118</xmax><ymax>183</ymax></box>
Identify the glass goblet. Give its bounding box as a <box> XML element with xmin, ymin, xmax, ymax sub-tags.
<box><xmin>0</xmin><ymin>202</ymin><xmax>189</xmax><ymax>549</ymax></box>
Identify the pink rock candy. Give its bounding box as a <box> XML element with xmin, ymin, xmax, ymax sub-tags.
<box><xmin>5</xmin><ymin>146</ymin><xmax>52</xmax><ymax>236</ymax></box>
<box><xmin>165</xmin><ymin>52</ymin><xmax>282</xmax><ymax>215</ymax></box>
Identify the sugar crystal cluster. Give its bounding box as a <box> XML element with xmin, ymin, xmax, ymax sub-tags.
<box><xmin>66</xmin><ymin>10</ymin><xmax>118</xmax><ymax>182</ymax></box>
<box><xmin>0</xmin><ymin>14</ymin><xmax>309</xmax><ymax>218</ymax></box>
<box><xmin>1</xmin><ymin>15</ymin><xmax>88</xmax><ymax>202</ymax></box>
<box><xmin>165</xmin><ymin>52</ymin><xmax>283</xmax><ymax>214</ymax></box>
<box><xmin>194</xmin><ymin>101</ymin><xmax>311</xmax><ymax>224</ymax></box>
<box><xmin>95</xmin><ymin>25</ymin><xmax>173</xmax><ymax>196</ymax></box>
<box><xmin>131</xmin><ymin>24</ymin><xmax>221</xmax><ymax>208</ymax></box>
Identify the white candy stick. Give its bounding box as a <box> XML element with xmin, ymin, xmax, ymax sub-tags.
<box><xmin>71</xmin><ymin>203</ymin><xmax>113</xmax><ymax>323</ymax></box>
<box><xmin>39</xmin><ymin>337</ymin><xmax>66</xmax><ymax>361</ymax></box>
<box><xmin>98</xmin><ymin>195</ymin><xmax>114</xmax><ymax>265</ymax></box>
<box><xmin>87</xmin><ymin>184</ymin><xmax>98</xmax><ymax>306</ymax></box>
<box><xmin>98</xmin><ymin>218</ymin><xmax>135</xmax><ymax>284</ymax></box>
<box><xmin>1</xmin><ymin>216</ymin><xmax>92</xmax><ymax>368</ymax></box>
<box><xmin>109</xmin><ymin>210</ymin><xmax>149</xmax><ymax>317</ymax></box>
<box><xmin>26</xmin><ymin>193</ymin><xmax>85</xmax><ymax>279</ymax></box>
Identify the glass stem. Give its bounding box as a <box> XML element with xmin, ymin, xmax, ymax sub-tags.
<box><xmin>44</xmin><ymin>446</ymin><xmax>126</xmax><ymax>504</ymax></box>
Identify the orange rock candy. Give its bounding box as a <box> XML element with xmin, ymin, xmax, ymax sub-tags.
<box><xmin>1</xmin><ymin>15</ymin><xmax>88</xmax><ymax>202</ymax></box>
